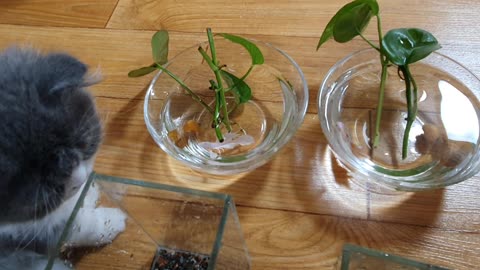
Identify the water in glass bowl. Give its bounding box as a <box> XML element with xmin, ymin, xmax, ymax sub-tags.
<box><xmin>320</xmin><ymin>48</ymin><xmax>480</xmax><ymax>190</ymax></box>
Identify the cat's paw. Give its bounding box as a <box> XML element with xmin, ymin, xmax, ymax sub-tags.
<box><xmin>67</xmin><ymin>207</ymin><xmax>127</xmax><ymax>247</ymax></box>
<box><xmin>94</xmin><ymin>207</ymin><xmax>127</xmax><ymax>244</ymax></box>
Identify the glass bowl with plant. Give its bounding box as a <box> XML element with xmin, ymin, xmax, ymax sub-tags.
<box><xmin>130</xmin><ymin>28</ymin><xmax>308</xmax><ymax>175</ymax></box>
<box><xmin>317</xmin><ymin>0</ymin><xmax>480</xmax><ymax>191</ymax></box>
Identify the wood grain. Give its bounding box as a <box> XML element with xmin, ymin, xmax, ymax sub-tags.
<box><xmin>63</xmin><ymin>200</ymin><xmax>480</xmax><ymax>270</ymax></box>
<box><xmin>0</xmin><ymin>25</ymin><xmax>480</xmax><ymax>230</ymax></box>
<box><xmin>368</xmin><ymin>182</ymin><xmax>480</xmax><ymax>232</ymax></box>
<box><xmin>90</xmin><ymin>96</ymin><xmax>480</xmax><ymax>232</ymax></box>
<box><xmin>239</xmin><ymin>207</ymin><xmax>480</xmax><ymax>270</ymax></box>
<box><xmin>107</xmin><ymin>0</ymin><xmax>480</xmax><ymax>43</ymax></box>
<box><xmin>95</xmin><ymin>96</ymin><xmax>369</xmax><ymax>220</ymax></box>
<box><xmin>0</xmin><ymin>0</ymin><xmax>118</xmax><ymax>28</ymax></box>
<box><xmin>0</xmin><ymin>25</ymin><xmax>478</xmax><ymax>116</ymax></box>
<box><xmin>0</xmin><ymin>2</ymin><xmax>479</xmax><ymax>268</ymax></box>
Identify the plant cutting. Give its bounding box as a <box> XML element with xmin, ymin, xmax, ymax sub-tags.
<box><xmin>317</xmin><ymin>0</ymin><xmax>441</xmax><ymax>159</ymax></box>
<box><xmin>129</xmin><ymin>28</ymin><xmax>264</xmax><ymax>147</ymax></box>
<box><xmin>316</xmin><ymin>0</ymin><xmax>480</xmax><ymax>190</ymax></box>
<box><xmin>133</xmin><ymin>27</ymin><xmax>308</xmax><ymax>175</ymax></box>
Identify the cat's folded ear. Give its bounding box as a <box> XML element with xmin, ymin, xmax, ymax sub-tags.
<box><xmin>45</xmin><ymin>53</ymin><xmax>101</xmax><ymax>94</ymax></box>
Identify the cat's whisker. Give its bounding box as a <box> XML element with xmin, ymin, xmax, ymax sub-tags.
<box><xmin>70</xmin><ymin>105</ymin><xmax>103</xmax><ymax>147</ymax></box>
<box><xmin>14</xmin><ymin>192</ymin><xmax>43</xmax><ymax>251</ymax></box>
<box><xmin>74</xmin><ymin>102</ymin><xmax>97</xmax><ymax>126</ymax></box>
<box><xmin>73</xmin><ymin>106</ymin><xmax>103</xmax><ymax>161</ymax></box>
<box><xmin>47</xmin><ymin>187</ymin><xmax>61</xmax><ymax>213</ymax></box>
<box><xmin>12</xmin><ymin>185</ymin><xmax>42</xmax><ymax>251</ymax></box>
<box><xmin>33</xmin><ymin>183</ymin><xmax>40</xmax><ymax>225</ymax></box>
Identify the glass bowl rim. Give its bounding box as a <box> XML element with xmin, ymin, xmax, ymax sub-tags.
<box><xmin>317</xmin><ymin>47</ymin><xmax>480</xmax><ymax>190</ymax></box>
<box><xmin>144</xmin><ymin>37</ymin><xmax>309</xmax><ymax>175</ymax></box>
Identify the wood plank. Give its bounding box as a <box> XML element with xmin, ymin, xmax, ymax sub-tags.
<box><xmin>368</xmin><ymin>181</ymin><xmax>480</xmax><ymax>232</ymax></box>
<box><xmin>93</xmin><ymin>96</ymin><xmax>480</xmax><ymax>232</ymax></box>
<box><xmin>59</xmin><ymin>203</ymin><xmax>480</xmax><ymax>269</ymax></box>
<box><xmin>0</xmin><ymin>2</ymin><xmax>479</xmax><ymax>269</ymax></box>
<box><xmin>95</xmin><ymin>95</ymin><xmax>369</xmax><ymax>220</ymax></box>
<box><xmin>240</xmin><ymin>206</ymin><xmax>479</xmax><ymax>270</ymax></box>
<box><xmin>0</xmin><ymin>0</ymin><xmax>118</xmax><ymax>28</ymax></box>
<box><xmin>107</xmin><ymin>0</ymin><xmax>480</xmax><ymax>43</ymax></box>
<box><xmin>0</xmin><ymin>25</ymin><xmax>478</xmax><ymax>115</ymax></box>
<box><xmin>0</xmin><ymin>24</ymin><xmax>478</xmax><ymax>230</ymax></box>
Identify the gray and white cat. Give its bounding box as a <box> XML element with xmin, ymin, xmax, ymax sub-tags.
<box><xmin>0</xmin><ymin>47</ymin><xmax>126</xmax><ymax>270</ymax></box>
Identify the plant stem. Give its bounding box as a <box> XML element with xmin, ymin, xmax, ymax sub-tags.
<box><xmin>214</xmin><ymin>90</ymin><xmax>224</xmax><ymax>141</ymax></box>
<box><xmin>373</xmin><ymin>61</ymin><xmax>388</xmax><ymax>147</ymax></box>
<box><xmin>155</xmin><ymin>64</ymin><xmax>213</xmax><ymax>115</ymax></box>
<box><xmin>372</xmin><ymin>14</ymin><xmax>388</xmax><ymax>148</ymax></box>
<box><xmin>224</xmin><ymin>65</ymin><xmax>254</xmax><ymax>92</ymax></box>
<box><xmin>197</xmin><ymin>47</ymin><xmax>218</xmax><ymax>71</ymax></box>
<box><xmin>208</xmin><ymin>79</ymin><xmax>224</xmax><ymax>142</ymax></box>
<box><xmin>206</xmin><ymin>28</ymin><xmax>232</xmax><ymax>132</ymax></box>
<box><xmin>401</xmin><ymin>65</ymin><xmax>417</xmax><ymax>159</ymax></box>
<box><xmin>359</xmin><ymin>32</ymin><xmax>381</xmax><ymax>52</ymax></box>
<box><xmin>407</xmin><ymin>65</ymin><xmax>418</xmax><ymax>122</ymax></box>
<box><xmin>240</xmin><ymin>65</ymin><xmax>254</xmax><ymax>81</ymax></box>
<box><xmin>198</xmin><ymin>47</ymin><xmax>225</xmax><ymax>141</ymax></box>
<box><xmin>376</xmin><ymin>14</ymin><xmax>383</xmax><ymax>43</ymax></box>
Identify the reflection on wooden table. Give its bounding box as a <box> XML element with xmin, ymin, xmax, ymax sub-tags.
<box><xmin>0</xmin><ymin>0</ymin><xmax>479</xmax><ymax>269</ymax></box>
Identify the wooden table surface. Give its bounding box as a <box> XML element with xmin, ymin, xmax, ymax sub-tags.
<box><xmin>1</xmin><ymin>1</ymin><xmax>479</xmax><ymax>269</ymax></box>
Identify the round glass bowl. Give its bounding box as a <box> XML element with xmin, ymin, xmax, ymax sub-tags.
<box><xmin>319</xmin><ymin>48</ymin><xmax>480</xmax><ymax>191</ymax></box>
<box><xmin>145</xmin><ymin>38</ymin><xmax>308</xmax><ymax>175</ymax></box>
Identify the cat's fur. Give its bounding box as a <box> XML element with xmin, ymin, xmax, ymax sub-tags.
<box><xmin>0</xmin><ymin>47</ymin><xmax>126</xmax><ymax>269</ymax></box>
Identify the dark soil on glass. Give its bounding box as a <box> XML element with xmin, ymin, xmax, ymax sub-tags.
<box><xmin>151</xmin><ymin>248</ymin><xmax>210</xmax><ymax>270</ymax></box>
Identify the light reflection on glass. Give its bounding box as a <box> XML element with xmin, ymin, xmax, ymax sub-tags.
<box><xmin>439</xmin><ymin>80</ymin><xmax>479</xmax><ymax>143</ymax></box>
<box><xmin>419</xmin><ymin>90</ymin><xmax>427</xmax><ymax>102</ymax></box>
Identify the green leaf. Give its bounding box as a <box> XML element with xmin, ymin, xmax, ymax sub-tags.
<box><xmin>333</xmin><ymin>4</ymin><xmax>374</xmax><ymax>43</ymax></box>
<box><xmin>151</xmin><ymin>30</ymin><xmax>169</xmax><ymax>65</ymax></box>
<box><xmin>381</xmin><ymin>28</ymin><xmax>441</xmax><ymax>66</ymax></box>
<box><xmin>128</xmin><ymin>64</ymin><xmax>157</xmax><ymax>77</ymax></box>
<box><xmin>317</xmin><ymin>0</ymin><xmax>379</xmax><ymax>49</ymax></box>
<box><xmin>317</xmin><ymin>18</ymin><xmax>336</xmax><ymax>50</ymax></box>
<box><xmin>220</xmin><ymin>70</ymin><xmax>252</xmax><ymax>104</ymax></box>
<box><xmin>218</xmin><ymin>33</ymin><xmax>264</xmax><ymax>65</ymax></box>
